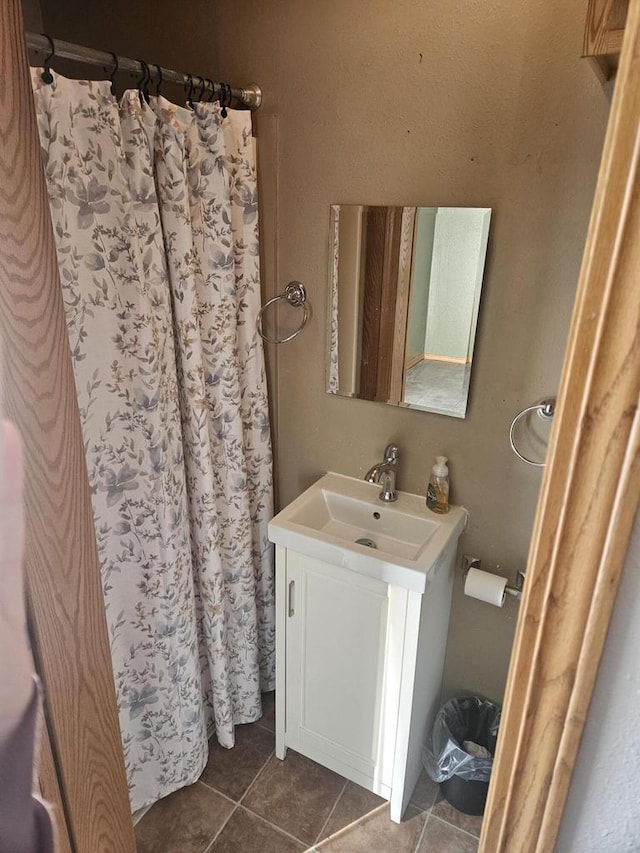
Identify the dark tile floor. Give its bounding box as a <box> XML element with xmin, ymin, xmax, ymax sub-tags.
<box><xmin>135</xmin><ymin>692</ymin><xmax>482</xmax><ymax>853</ymax></box>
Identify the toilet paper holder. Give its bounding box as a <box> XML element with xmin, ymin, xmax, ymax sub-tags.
<box><xmin>462</xmin><ymin>556</ymin><xmax>525</xmax><ymax>599</ymax></box>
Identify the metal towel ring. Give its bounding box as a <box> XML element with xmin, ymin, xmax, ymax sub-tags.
<box><xmin>256</xmin><ymin>281</ymin><xmax>309</xmax><ymax>344</ymax></box>
<box><xmin>509</xmin><ymin>398</ymin><xmax>556</xmax><ymax>467</ymax></box>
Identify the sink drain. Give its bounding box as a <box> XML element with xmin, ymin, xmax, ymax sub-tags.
<box><xmin>356</xmin><ymin>537</ymin><xmax>377</xmax><ymax>549</ymax></box>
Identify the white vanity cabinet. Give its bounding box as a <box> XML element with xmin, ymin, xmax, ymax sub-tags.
<box><xmin>269</xmin><ymin>472</ymin><xmax>466</xmax><ymax>822</ymax></box>
<box><xmin>273</xmin><ymin>525</ymin><xmax>462</xmax><ymax>821</ymax></box>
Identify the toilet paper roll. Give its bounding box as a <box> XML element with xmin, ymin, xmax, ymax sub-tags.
<box><xmin>464</xmin><ymin>567</ymin><xmax>507</xmax><ymax>607</ymax></box>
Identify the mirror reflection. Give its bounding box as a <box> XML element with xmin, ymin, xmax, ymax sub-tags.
<box><xmin>327</xmin><ymin>205</ymin><xmax>491</xmax><ymax>417</ymax></box>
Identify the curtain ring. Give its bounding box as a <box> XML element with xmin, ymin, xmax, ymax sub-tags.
<box><xmin>205</xmin><ymin>78</ymin><xmax>215</xmax><ymax>102</ymax></box>
<box><xmin>195</xmin><ymin>75</ymin><xmax>206</xmax><ymax>102</ymax></box>
<box><xmin>109</xmin><ymin>51</ymin><xmax>119</xmax><ymax>96</ymax></box>
<box><xmin>40</xmin><ymin>33</ymin><xmax>55</xmax><ymax>84</ymax></box>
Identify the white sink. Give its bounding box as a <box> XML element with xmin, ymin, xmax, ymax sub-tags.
<box><xmin>268</xmin><ymin>472</ymin><xmax>467</xmax><ymax>592</ymax></box>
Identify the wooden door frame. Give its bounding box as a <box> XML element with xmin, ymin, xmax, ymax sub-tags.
<box><xmin>481</xmin><ymin>0</ymin><xmax>640</xmax><ymax>849</ymax></box>
<box><xmin>388</xmin><ymin>206</ymin><xmax>416</xmax><ymax>407</ymax></box>
<box><xmin>0</xmin><ymin>4</ymin><xmax>136</xmax><ymax>851</ymax></box>
<box><xmin>376</xmin><ymin>207</ymin><xmax>403</xmax><ymax>402</ymax></box>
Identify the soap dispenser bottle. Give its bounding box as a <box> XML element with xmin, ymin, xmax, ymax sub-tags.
<box><xmin>427</xmin><ymin>456</ymin><xmax>450</xmax><ymax>514</ymax></box>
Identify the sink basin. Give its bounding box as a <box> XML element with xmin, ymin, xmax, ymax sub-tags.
<box><xmin>287</xmin><ymin>485</ymin><xmax>439</xmax><ymax>560</ymax></box>
<box><xmin>268</xmin><ymin>472</ymin><xmax>467</xmax><ymax>592</ymax></box>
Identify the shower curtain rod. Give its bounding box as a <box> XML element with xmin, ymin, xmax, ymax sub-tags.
<box><xmin>25</xmin><ymin>31</ymin><xmax>263</xmax><ymax>111</ymax></box>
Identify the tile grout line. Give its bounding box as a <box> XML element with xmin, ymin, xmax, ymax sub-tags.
<box><xmin>198</xmin><ymin>742</ymin><xmax>452</xmax><ymax>852</ymax></box>
<box><xmin>413</xmin><ymin>812</ymin><xmax>431</xmax><ymax>853</ymax></box>
<box><xmin>196</xmin><ymin>779</ymin><xmax>240</xmax><ymax>807</ymax></box>
<box><xmin>313</xmin><ymin>802</ymin><xmax>391</xmax><ymax>849</ymax></box>
<box><xmin>413</xmin><ymin>781</ymin><xmax>441</xmax><ymax>814</ymax></box>
<box><xmin>196</xmin><ymin>749</ymin><xmax>479</xmax><ymax>852</ymax></box>
<box><xmin>198</xmin><ymin>745</ymin><xmax>277</xmax><ymax>853</ymax></box>
<box><xmin>199</xmin><ymin>768</ymin><xmax>311</xmax><ymax>852</ymax></box>
<box><xmin>234</xmin><ymin>805</ymin><xmax>312</xmax><ymax>849</ymax></box>
<box><xmin>210</xmin><ymin>746</ymin><xmax>358</xmax><ymax>849</ymax></box>
<box><xmin>212</xmin><ymin>747</ymin><xmax>312</xmax><ymax>846</ymax></box>
<box><xmin>232</xmin><ymin>750</ymin><xmax>335</xmax><ymax>849</ymax></box>
<box><xmin>198</xmin><ymin>733</ymin><xmax>318</xmax><ymax>849</ymax></box>
<box><xmin>237</xmin><ymin>748</ymin><xmax>276</xmax><ymax>806</ymax></box>
<box><xmin>196</xmin><ymin>747</ymin><xmax>275</xmax><ymax>810</ymax></box>
<box><xmin>426</xmin><ymin>787</ymin><xmax>483</xmax><ymax>838</ymax></box>
<box><xmin>313</xmin><ymin>778</ymin><xmax>349</xmax><ymax>846</ymax></box>
<box><xmin>428</xmin><ymin>812</ymin><xmax>482</xmax><ymax>841</ymax></box>
<box><xmin>201</xmin><ymin>801</ymin><xmax>239</xmax><ymax>853</ymax></box>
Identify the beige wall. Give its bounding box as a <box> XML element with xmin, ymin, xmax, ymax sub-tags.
<box><xmin>40</xmin><ymin>0</ymin><xmax>609</xmax><ymax>701</ymax></box>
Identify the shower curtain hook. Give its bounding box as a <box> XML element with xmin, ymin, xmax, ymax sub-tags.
<box><xmin>136</xmin><ymin>59</ymin><xmax>145</xmax><ymax>105</ymax></box>
<box><xmin>155</xmin><ymin>63</ymin><xmax>163</xmax><ymax>97</ymax></box>
<box><xmin>136</xmin><ymin>60</ymin><xmax>150</xmax><ymax>105</ymax></box>
<box><xmin>143</xmin><ymin>61</ymin><xmax>151</xmax><ymax>103</ymax></box>
<box><xmin>220</xmin><ymin>82</ymin><xmax>229</xmax><ymax>118</ymax></box>
<box><xmin>185</xmin><ymin>73</ymin><xmax>195</xmax><ymax>108</ymax></box>
<box><xmin>109</xmin><ymin>51</ymin><xmax>119</xmax><ymax>96</ymax></box>
<box><xmin>195</xmin><ymin>75</ymin><xmax>206</xmax><ymax>102</ymax></box>
<box><xmin>40</xmin><ymin>34</ymin><xmax>55</xmax><ymax>84</ymax></box>
<box><xmin>205</xmin><ymin>78</ymin><xmax>215</xmax><ymax>102</ymax></box>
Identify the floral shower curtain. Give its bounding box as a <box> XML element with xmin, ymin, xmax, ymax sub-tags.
<box><xmin>31</xmin><ymin>71</ymin><xmax>274</xmax><ymax>811</ymax></box>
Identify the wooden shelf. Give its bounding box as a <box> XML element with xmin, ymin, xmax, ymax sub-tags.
<box><xmin>583</xmin><ymin>0</ymin><xmax>629</xmax><ymax>81</ymax></box>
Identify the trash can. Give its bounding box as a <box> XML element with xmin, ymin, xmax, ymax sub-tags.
<box><xmin>423</xmin><ymin>696</ymin><xmax>501</xmax><ymax>815</ymax></box>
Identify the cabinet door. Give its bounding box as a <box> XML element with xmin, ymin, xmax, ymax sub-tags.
<box><xmin>285</xmin><ymin>552</ymin><xmax>398</xmax><ymax>791</ymax></box>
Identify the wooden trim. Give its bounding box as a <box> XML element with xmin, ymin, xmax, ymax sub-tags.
<box><xmin>389</xmin><ymin>207</ymin><xmax>415</xmax><ymax>406</ymax></box>
<box><xmin>603</xmin><ymin>26</ymin><xmax>626</xmax><ymax>52</ymax></box>
<box><xmin>481</xmin><ymin>1</ymin><xmax>640</xmax><ymax>850</ymax></box>
<box><xmin>583</xmin><ymin>0</ymin><xmax>628</xmax><ymax>80</ymax></box>
<box><xmin>0</xmin><ymin>4</ymin><xmax>136</xmax><ymax>851</ymax></box>
<box><xmin>37</xmin><ymin>710</ymin><xmax>74</xmax><ymax>853</ymax></box>
<box><xmin>405</xmin><ymin>353</ymin><xmax>471</xmax><ymax>369</ymax></box>
<box><xmin>359</xmin><ymin>207</ymin><xmax>386</xmax><ymax>400</ymax></box>
<box><xmin>405</xmin><ymin>353</ymin><xmax>424</xmax><ymax>371</ymax></box>
<box><xmin>423</xmin><ymin>353</ymin><xmax>469</xmax><ymax>365</ymax></box>
<box><xmin>583</xmin><ymin>0</ymin><xmax>628</xmax><ymax>55</ymax></box>
<box><xmin>376</xmin><ymin>207</ymin><xmax>402</xmax><ymax>402</ymax></box>
<box><xmin>358</xmin><ymin>207</ymin><xmax>404</xmax><ymax>403</ymax></box>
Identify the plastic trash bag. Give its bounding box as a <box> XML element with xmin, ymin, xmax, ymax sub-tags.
<box><xmin>423</xmin><ymin>696</ymin><xmax>501</xmax><ymax>783</ymax></box>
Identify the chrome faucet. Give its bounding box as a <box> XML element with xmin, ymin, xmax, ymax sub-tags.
<box><xmin>365</xmin><ymin>443</ymin><xmax>400</xmax><ymax>502</ymax></box>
